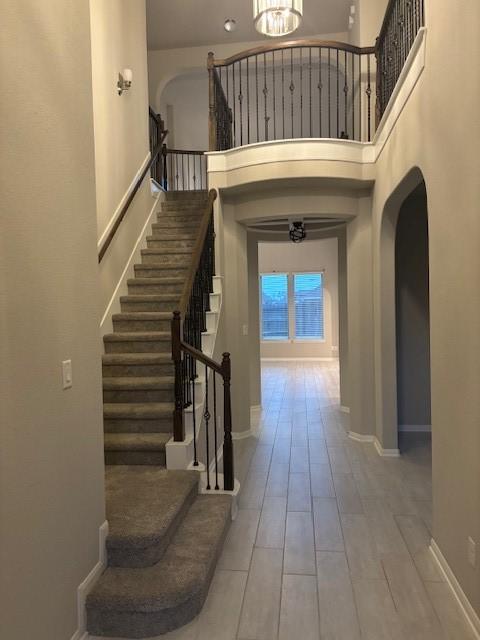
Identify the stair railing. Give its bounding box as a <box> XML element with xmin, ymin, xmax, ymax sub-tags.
<box><xmin>164</xmin><ymin>149</ymin><xmax>208</xmax><ymax>191</ymax></box>
<box><xmin>375</xmin><ymin>0</ymin><xmax>425</xmax><ymax>121</ymax></box>
<box><xmin>171</xmin><ymin>189</ymin><xmax>235</xmax><ymax>491</ymax></box>
<box><xmin>208</xmin><ymin>40</ymin><xmax>376</xmax><ymax>150</ymax></box>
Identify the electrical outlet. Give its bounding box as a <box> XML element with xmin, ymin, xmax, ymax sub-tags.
<box><xmin>467</xmin><ymin>537</ymin><xmax>476</xmax><ymax>568</ymax></box>
<box><xmin>242</xmin><ymin>324</ymin><xmax>249</xmax><ymax>336</ymax></box>
<box><xmin>62</xmin><ymin>360</ymin><xmax>73</xmax><ymax>390</ymax></box>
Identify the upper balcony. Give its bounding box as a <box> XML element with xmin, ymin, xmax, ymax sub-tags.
<box><xmin>207</xmin><ymin>0</ymin><xmax>425</xmax><ymax>152</ymax></box>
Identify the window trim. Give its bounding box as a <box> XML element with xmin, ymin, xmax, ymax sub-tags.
<box><xmin>259</xmin><ymin>270</ymin><xmax>326</xmax><ymax>344</ymax></box>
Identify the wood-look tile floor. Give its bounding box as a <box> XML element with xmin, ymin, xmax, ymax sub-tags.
<box><xmin>106</xmin><ymin>361</ymin><xmax>477</xmax><ymax>640</ymax></box>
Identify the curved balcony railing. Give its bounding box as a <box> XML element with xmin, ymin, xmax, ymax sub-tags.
<box><xmin>208</xmin><ymin>40</ymin><xmax>376</xmax><ymax>151</ymax></box>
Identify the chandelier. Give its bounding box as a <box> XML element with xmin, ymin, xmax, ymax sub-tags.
<box><xmin>253</xmin><ymin>0</ymin><xmax>303</xmax><ymax>37</ymax></box>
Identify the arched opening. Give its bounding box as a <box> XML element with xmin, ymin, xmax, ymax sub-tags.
<box><xmin>394</xmin><ymin>182</ymin><xmax>431</xmax><ymax>455</ymax></box>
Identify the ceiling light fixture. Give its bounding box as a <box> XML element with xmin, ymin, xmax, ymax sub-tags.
<box><xmin>224</xmin><ymin>18</ymin><xmax>237</xmax><ymax>33</ymax></box>
<box><xmin>253</xmin><ymin>0</ymin><xmax>303</xmax><ymax>37</ymax></box>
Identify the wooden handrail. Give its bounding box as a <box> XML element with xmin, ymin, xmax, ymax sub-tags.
<box><xmin>178</xmin><ymin>189</ymin><xmax>218</xmax><ymax>315</ymax></box>
<box><xmin>98</xmin><ymin>131</ymin><xmax>168</xmax><ymax>263</ymax></box>
<box><xmin>179</xmin><ymin>340</ymin><xmax>223</xmax><ymax>375</ymax></box>
<box><xmin>211</xmin><ymin>39</ymin><xmax>376</xmax><ymax>67</ymax></box>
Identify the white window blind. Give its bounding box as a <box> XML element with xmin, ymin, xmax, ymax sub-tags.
<box><xmin>294</xmin><ymin>273</ymin><xmax>324</xmax><ymax>339</ymax></box>
<box><xmin>261</xmin><ymin>274</ymin><xmax>289</xmax><ymax>340</ymax></box>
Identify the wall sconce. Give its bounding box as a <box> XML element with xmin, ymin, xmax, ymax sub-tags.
<box><xmin>117</xmin><ymin>68</ymin><xmax>133</xmax><ymax>96</ymax></box>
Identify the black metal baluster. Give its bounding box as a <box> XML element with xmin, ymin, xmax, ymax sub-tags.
<box><xmin>328</xmin><ymin>48</ymin><xmax>331</xmax><ymax>138</ymax></box>
<box><xmin>213</xmin><ymin>372</ymin><xmax>219</xmax><ymax>490</ymax></box>
<box><xmin>232</xmin><ymin>62</ymin><xmax>236</xmax><ymax>146</ymax></box>
<box><xmin>247</xmin><ymin>57</ymin><xmax>250</xmax><ymax>144</ymax></box>
<box><xmin>319</xmin><ymin>47</ymin><xmax>322</xmax><ymax>137</ymax></box>
<box><xmin>255</xmin><ymin>55</ymin><xmax>259</xmax><ymax>142</ymax></box>
<box><xmin>309</xmin><ymin>47</ymin><xmax>312</xmax><ymax>137</ymax></box>
<box><xmin>336</xmin><ymin>48</ymin><xmax>340</xmax><ymax>138</ymax></box>
<box><xmin>300</xmin><ymin>47</ymin><xmax>303</xmax><ymax>138</ymax></box>
<box><xmin>239</xmin><ymin>60</ymin><xmax>243</xmax><ymax>146</ymax></box>
<box><xmin>344</xmin><ymin>50</ymin><xmax>348</xmax><ymax>137</ymax></box>
<box><xmin>281</xmin><ymin>50</ymin><xmax>285</xmax><ymax>139</ymax></box>
<box><xmin>352</xmin><ymin>52</ymin><xmax>355</xmax><ymax>140</ymax></box>
<box><xmin>290</xmin><ymin>48</ymin><xmax>294</xmax><ymax>137</ymax></box>
<box><xmin>272</xmin><ymin>51</ymin><xmax>276</xmax><ymax>140</ymax></box>
<box><xmin>204</xmin><ymin>364</ymin><xmax>211</xmax><ymax>490</ymax></box>
<box><xmin>263</xmin><ymin>52</ymin><xmax>268</xmax><ymax>141</ymax></box>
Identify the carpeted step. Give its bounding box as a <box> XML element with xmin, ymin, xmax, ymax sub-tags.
<box><xmin>146</xmin><ymin>237</ymin><xmax>195</xmax><ymax>250</ymax></box>
<box><xmin>104</xmin><ymin>433</ymin><xmax>170</xmax><ymax>466</ymax></box>
<box><xmin>133</xmin><ymin>265</ymin><xmax>188</xmax><ymax>279</ymax></box>
<box><xmin>103</xmin><ymin>467</ymin><xmax>199</xmax><ymax>568</ymax></box>
<box><xmin>103</xmin><ymin>376</ymin><xmax>175</xmax><ymax>403</ymax></box>
<box><xmin>103</xmin><ymin>402</ymin><xmax>173</xmax><ymax>434</ymax></box>
<box><xmin>112</xmin><ymin>312</ymin><xmax>172</xmax><ymax>333</ymax></box>
<box><xmin>128</xmin><ymin>277</ymin><xmax>184</xmax><ymax>294</ymax></box>
<box><xmin>103</xmin><ymin>332</ymin><xmax>171</xmax><ymax>354</ymax></box>
<box><xmin>165</xmin><ymin>189</ymin><xmax>208</xmax><ymax>201</ymax></box>
<box><xmin>151</xmin><ymin>222</ymin><xmax>198</xmax><ymax>234</ymax></box>
<box><xmin>120</xmin><ymin>294</ymin><xmax>180</xmax><ymax>313</ymax></box>
<box><xmin>86</xmin><ymin>494</ymin><xmax>231</xmax><ymax>638</ymax></box>
<box><xmin>141</xmin><ymin>249</ymin><xmax>192</xmax><ymax>266</ymax></box>
<box><xmin>156</xmin><ymin>214</ymin><xmax>202</xmax><ymax>226</ymax></box>
<box><xmin>102</xmin><ymin>353</ymin><xmax>174</xmax><ymax>378</ymax></box>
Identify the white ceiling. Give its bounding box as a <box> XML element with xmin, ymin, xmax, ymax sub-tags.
<box><xmin>146</xmin><ymin>0</ymin><xmax>352</xmax><ymax>50</ymax></box>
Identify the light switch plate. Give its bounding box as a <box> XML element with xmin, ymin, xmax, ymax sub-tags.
<box><xmin>62</xmin><ymin>360</ymin><xmax>73</xmax><ymax>389</ymax></box>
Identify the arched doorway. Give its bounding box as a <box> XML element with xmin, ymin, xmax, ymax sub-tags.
<box><xmin>394</xmin><ymin>183</ymin><xmax>431</xmax><ymax>453</ymax></box>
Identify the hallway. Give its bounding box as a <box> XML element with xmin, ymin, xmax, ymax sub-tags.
<box><xmin>93</xmin><ymin>361</ymin><xmax>475</xmax><ymax>640</ymax></box>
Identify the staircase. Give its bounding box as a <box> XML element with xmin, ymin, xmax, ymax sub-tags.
<box><xmin>87</xmin><ymin>191</ymin><xmax>232</xmax><ymax>638</ymax></box>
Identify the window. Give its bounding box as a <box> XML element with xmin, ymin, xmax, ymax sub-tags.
<box><xmin>294</xmin><ymin>273</ymin><xmax>324</xmax><ymax>339</ymax></box>
<box><xmin>260</xmin><ymin>272</ymin><xmax>325</xmax><ymax>341</ymax></box>
<box><xmin>260</xmin><ymin>274</ymin><xmax>289</xmax><ymax>340</ymax></box>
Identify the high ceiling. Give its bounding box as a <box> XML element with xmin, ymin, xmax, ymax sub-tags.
<box><xmin>146</xmin><ymin>0</ymin><xmax>352</xmax><ymax>50</ymax></box>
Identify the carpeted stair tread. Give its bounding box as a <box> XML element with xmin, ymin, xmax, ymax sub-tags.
<box><xmin>104</xmin><ymin>332</ymin><xmax>171</xmax><ymax>342</ymax></box>
<box><xmin>128</xmin><ymin>276</ymin><xmax>185</xmax><ymax>284</ymax></box>
<box><xmin>104</xmin><ymin>402</ymin><xmax>173</xmax><ymax>419</ymax></box>
<box><xmin>86</xmin><ymin>494</ymin><xmax>231</xmax><ymax>637</ymax></box>
<box><xmin>102</xmin><ymin>353</ymin><xmax>172</xmax><ymax>365</ymax></box>
<box><xmin>103</xmin><ymin>467</ymin><xmax>199</xmax><ymax>567</ymax></box>
<box><xmin>104</xmin><ymin>433</ymin><xmax>170</xmax><ymax>451</ymax></box>
<box><xmin>141</xmin><ymin>248</ymin><xmax>193</xmax><ymax>256</ymax></box>
<box><xmin>120</xmin><ymin>294</ymin><xmax>180</xmax><ymax>303</ymax></box>
<box><xmin>112</xmin><ymin>311</ymin><xmax>172</xmax><ymax>321</ymax></box>
<box><xmin>103</xmin><ymin>376</ymin><xmax>174</xmax><ymax>390</ymax></box>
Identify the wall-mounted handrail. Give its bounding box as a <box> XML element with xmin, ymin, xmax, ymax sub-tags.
<box><xmin>98</xmin><ymin>111</ymin><xmax>168</xmax><ymax>263</ymax></box>
<box><xmin>208</xmin><ymin>39</ymin><xmax>377</xmax><ymax>150</ymax></box>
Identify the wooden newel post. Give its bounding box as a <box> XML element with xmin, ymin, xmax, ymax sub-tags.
<box><xmin>221</xmin><ymin>352</ymin><xmax>234</xmax><ymax>491</ymax></box>
<box><xmin>208</xmin><ymin>51</ymin><xmax>217</xmax><ymax>152</ymax></box>
<box><xmin>172</xmin><ymin>311</ymin><xmax>184</xmax><ymax>442</ymax></box>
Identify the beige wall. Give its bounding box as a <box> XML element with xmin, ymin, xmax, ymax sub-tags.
<box><xmin>350</xmin><ymin>0</ymin><xmax>389</xmax><ymax>47</ymax></box>
<box><xmin>0</xmin><ymin>2</ymin><xmax>105</xmax><ymax>639</ymax></box>
<box><xmin>90</xmin><ymin>0</ymin><xmax>158</xmax><ymax>322</ymax></box>
<box><xmin>369</xmin><ymin>0</ymin><xmax>480</xmax><ymax>614</ymax></box>
<box><xmin>258</xmin><ymin>238</ymin><xmax>339</xmax><ymax>359</ymax></box>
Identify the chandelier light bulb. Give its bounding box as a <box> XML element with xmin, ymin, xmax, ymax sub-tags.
<box><xmin>253</xmin><ymin>0</ymin><xmax>303</xmax><ymax>37</ymax></box>
<box><xmin>224</xmin><ymin>19</ymin><xmax>237</xmax><ymax>33</ymax></box>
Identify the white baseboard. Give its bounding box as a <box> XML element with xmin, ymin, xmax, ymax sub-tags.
<box><xmin>70</xmin><ymin>520</ymin><xmax>108</xmax><ymax>640</ymax></box>
<box><xmin>340</xmin><ymin>406</ymin><xmax>350</xmax><ymax>414</ymax></box>
<box><xmin>430</xmin><ymin>539</ymin><xmax>480</xmax><ymax>639</ymax></box>
<box><xmin>348</xmin><ymin>431</ymin><xmax>375</xmax><ymax>443</ymax></box>
<box><xmin>97</xmin><ymin>152</ymin><xmax>151</xmax><ymax>251</ymax></box>
<box><xmin>399</xmin><ymin>424</ymin><xmax>431</xmax><ymax>432</ymax></box>
<box><xmin>232</xmin><ymin>428</ymin><xmax>257</xmax><ymax>440</ymax></box>
<box><xmin>100</xmin><ymin>189</ymin><xmax>163</xmax><ymax>334</ymax></box>
<box><xmin>373</xmin><ymin>438</ymin><xmax>400</xmax><ymax>458</ymax></box>
<box><xmin>348</xmin><ymin>431</ymin><xmax>400</xmax><ymax>457</ymax></box>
